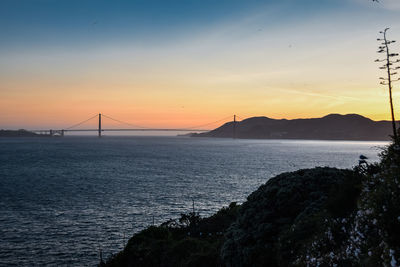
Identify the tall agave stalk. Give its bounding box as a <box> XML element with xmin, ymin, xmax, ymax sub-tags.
<box><xmin>376</xmin><ymin>28</ymin><xmax>400</xmax><ymax>142</ymax></box>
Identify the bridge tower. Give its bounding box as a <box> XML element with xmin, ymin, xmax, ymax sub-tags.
<box><xmin>233</xmin><ymin>115</ymin><xmax>236</xmax><ymax>139</ymax></box>
<box><xmin>98</xmin><ymin>113</ymin><xmax>102</xmax><ymax>138</ymax></box>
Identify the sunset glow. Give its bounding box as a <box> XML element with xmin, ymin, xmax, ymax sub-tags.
<box><xmin>1</xmin><ymin>0</ymin><xmax>400</xmax><ymax>130</ymax></box>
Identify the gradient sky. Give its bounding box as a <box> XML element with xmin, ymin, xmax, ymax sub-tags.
<box><xmin>1</xmin><ymin>0</ymin><xmax>400</xmax><ymax>129</ymax></box>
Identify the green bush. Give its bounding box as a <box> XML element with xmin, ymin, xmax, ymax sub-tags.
<box><xmin>221</xmin><ymin>167</ymin><xmax>361</xmax><ymax>266</ymax></box>
<box><xmin>105</xmin><ymin>203</ymin><xmax>239</xmax><ymax>267</ymax></box>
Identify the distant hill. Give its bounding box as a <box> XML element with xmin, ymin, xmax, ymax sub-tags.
<box><xmin>193</xmin><ymin>114</ymin><xmax>395</xmax><ymax>141</ymax></box>
<box><xmin>0</xmin><ymin>129</ymin><xmax>39</xmax><ymax>137</ymax></box>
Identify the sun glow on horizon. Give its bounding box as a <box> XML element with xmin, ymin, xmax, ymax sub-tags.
<box><xmin>1</xmin><ymin>0</ymin><xmax>400</xmax><ymax>130</ymax></box>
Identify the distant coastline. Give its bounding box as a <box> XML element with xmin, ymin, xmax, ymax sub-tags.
<box><xmin>3</xmin><ymin>113</ymin><xmax>395</xmax><ymax>141</ymax></box>
<box><xmin>0</xmin><ymin>129</ymin><xmax>40</xmax><ymax>137</ymax></box>
<box><xmin>192</xmin><ymin>113</ymin><xmax>394</xmax><ymax>141</ymax></box>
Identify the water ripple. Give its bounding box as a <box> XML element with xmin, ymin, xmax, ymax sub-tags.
<box><xmin>0</xmin><ymin>137</ymin><xmax>386</xmax><ymax>266</ymax></box>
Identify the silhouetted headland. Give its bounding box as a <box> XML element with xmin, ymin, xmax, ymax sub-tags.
<box><xmin>0</xmin><ymin>129</ymin><xmax>39</xmax><ymax>137</ymax></box>
<box><xmin>192</xmin><ymin>113</ymin><xmax>394</xmax><ymax>141</ymax></box>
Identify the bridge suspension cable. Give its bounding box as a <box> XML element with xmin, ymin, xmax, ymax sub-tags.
<box><xmin>101</xmin><ymin>114</ymin><xmax>150</xmax><ymax>129</ymax></box>
<box><xmin>65</xmin><ymin>114</ymin><xmax>99</xmax><ymax>130</ymax></box>
<box><xmin>181</xmin><ymin>115</ymin><xmax>234</xmax><ymax>130</ymax></box>
<box><xmin>58</xmin><ymin>113</ymin><xmax>239</xmax><ymax>135</ymax></box>
<box><xmin>102</xmin><ymin>114</ymin><xmax>233</xmax><ymax>131</ymax></box>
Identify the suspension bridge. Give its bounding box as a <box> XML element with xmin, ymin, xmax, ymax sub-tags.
<box><xmin>31</xmin><ymin>113</ymin><xmax>241</xmax><ymax>137</ymax></box>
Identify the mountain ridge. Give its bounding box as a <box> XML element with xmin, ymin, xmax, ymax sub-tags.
<box><xmin>193</xmin><ymin>113</ymin><xmax>395</xmax><ymax>141</ymax></box>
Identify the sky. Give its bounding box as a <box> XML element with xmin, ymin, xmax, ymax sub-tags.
<box><xmin>1</xmin><ymin>0</ymin><xmax>400</xmax><ymax>130</ymax></box>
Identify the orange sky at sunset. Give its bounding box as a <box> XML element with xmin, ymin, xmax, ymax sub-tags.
<box><xmin>1</xmin><ymin>0</ymin><xmax>400</xmax><ymax>130</ymax></box>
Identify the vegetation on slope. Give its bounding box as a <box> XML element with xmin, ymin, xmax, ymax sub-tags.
<box><xmin>104</xmin><ymin>202</ymin><xmax>240</xmax><ymax>267</ymax></box>
<box><xmin>104</xmin><ymin>167</ymin><xmax>364</xmax><ymax>266</ymax></box>
<box><xmin>221</xmin><ymin>167</ymin><xmax>361</xmax><ymax>266</ymax></box>
<box><xmin>299</xmin><ymin>143</ymin><xmax>400</xmax><ymax>266</ymax></box>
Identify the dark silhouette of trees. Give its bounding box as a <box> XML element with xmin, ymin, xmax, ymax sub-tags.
<box><xmin>376</xmin><ymin>28</ymin><xmax>400</xmax><ymax>142</ymax></box>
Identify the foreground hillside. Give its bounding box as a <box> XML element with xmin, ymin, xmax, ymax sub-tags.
<box><xmin>102</xmin><ymin>141</ymin><xmax>400</xmax><ymax>266</ymax></box>
<box><xmin>193</xmin><ymin>114</ymin><xmax>393</xmax><ymax>141</ymax></box>
<box><xmin>104</xmin><ymin>167</ymin><xmax>357</xmax><ymax>266</ymax></box>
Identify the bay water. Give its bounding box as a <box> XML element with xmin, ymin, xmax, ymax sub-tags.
<box><xmin>0</xmin><ymin>136</ymin><xmax>387</xmax><ymax>266</ymax></box>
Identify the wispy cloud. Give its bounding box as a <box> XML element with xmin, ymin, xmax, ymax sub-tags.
<box><xmin>274</xmin><ymin>88</ymin><xmax>361</xmax><ymax>102</ymax></box>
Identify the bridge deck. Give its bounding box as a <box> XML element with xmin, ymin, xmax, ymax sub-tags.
<box><xmin>66</xmin><ymin>128</ymin><xmax>209</xmax><ymax>132</ymax></box>
<box><xmin>32</xmin><ymin>128</ymin><xmax>209</xmax><ymax>132</ymax></box>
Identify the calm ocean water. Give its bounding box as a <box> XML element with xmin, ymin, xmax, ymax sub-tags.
<box><xmin>0</xmin><ymin>136</ymin><xmax>387</xmax><ymax>266</ymax></box>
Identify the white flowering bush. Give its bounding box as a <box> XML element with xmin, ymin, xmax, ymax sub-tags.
<box><xmin>301</xmin><ymin>143</ymin><xmax>400</xmax><ymax>266</ymax></box>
